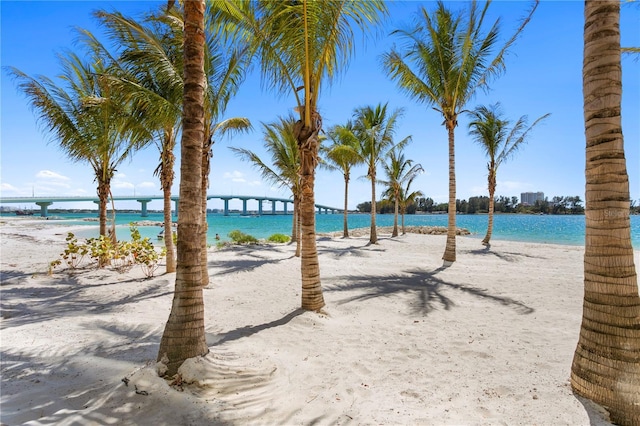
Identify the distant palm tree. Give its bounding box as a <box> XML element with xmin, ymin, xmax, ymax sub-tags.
<box><xmin>157</xmin><ymin>0</ymin><xmax>209</xmax><ymax>377</ymax></box>
<box><xmin>383</xmin><ymin>0</ymin><xmax>538</xmax><ymax>265</ymax></box>
<box><xmin>353</xmin><ymin>103</ymin><xmax>410</xmax><ymax>244</ymax></box>
<box><xmin>230</xmin><ymin>116</ymin><xmax>302</xmax><ymax>256</ymax></box>
<box><xmin>571</xmin><ymin>1</ymin><xmax>640</xmax><ymax>424</ymax></box>
<box><xmin>324</xmin><ymin>122</ymin><xmax>362</xmax><ymax>238</ymax></box>
<box><xmin>399</xmin><ymin>180</ymin><xmax>423</xmax><ymax>235</ymax></box>
<box><xmin>7</xmin><ymin>49</ymin><xmax>148</xmax><ymax>241</ymax></box>
<box><xmin>380</xmin><ymin>148</ymin><xmax>423</xmax><ymax>237</ymax></box>
<box><xmin>467</xmin><ymin>103</ymin><xmax>549</xmax><ymax>245</ymax></box>
<box><xmin>223</xmin><ymin>0</ymin><xmax>387</xmax><ymax>310</ymax></box>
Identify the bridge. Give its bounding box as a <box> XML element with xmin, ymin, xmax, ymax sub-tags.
<box><xmin>0</xmin><ymin>195</ymin><xmax>342</xmax><ymax>217</ymax></box>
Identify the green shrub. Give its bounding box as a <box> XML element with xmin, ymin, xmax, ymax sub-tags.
<box><xmin>267</xmin><ymin>233</ymin><xmax>290</xmax><ymax>243</ymax></box>
<box><xmin>228</xmin><ymin>229</ymin><xmax>258</xmax><ymax>244</ymax></box>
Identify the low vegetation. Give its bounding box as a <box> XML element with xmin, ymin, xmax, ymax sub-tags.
<box><xmin>267</xmin><ymin>233</ymin><xmax>290</xmax><ymax>243</ymax></box>
<box><xmin>49</xmin><ymin>225</ymin><xmax>165</xmax><ymax>278</ymax></box>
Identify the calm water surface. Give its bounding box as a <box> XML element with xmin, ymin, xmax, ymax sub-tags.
<box><xmin>9</xmin><ymin>211</ymin><xmax>640</xmax><ymax>248</ymax></box>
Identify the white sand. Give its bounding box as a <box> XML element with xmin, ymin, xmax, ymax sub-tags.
<box><xmin>1</xmin><ymin>216</ymin><xmax>633</xmax><ymax>425</ymax></box>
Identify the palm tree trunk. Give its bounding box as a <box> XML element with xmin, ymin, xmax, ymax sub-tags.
<box><xmin>369</xmin><ymin>171</ymin><xmax>378</xmax><ymax>244</ymax></box>
<box><xmin>296</xmin><ymin>119</ymin><xmax>324</xmax><ymax>311</ymax></box>
<box><xmin>201</xmin><ymin>141</ymin><xmax>212</xmax><ymax>286</ymax></box>
<box><xmin>401</xmin><ymin>208</ymin><xmax>406</xmax><ymax>235</ymax></box>
<box><xmin>97</xmin><ymin>180</ymin><xmax>109</xmax><ymax>237</ymax></box>
<box><xmin>483</xmin><ymin>167</ymin><xmax>496</xmax><ymax>245</ymax></box>
<box><xmin>392</xmin><ymin>196</ymin><xmax>399</xmax><ymax>237</ymax></box>
<box><xmin>162</xmin><ymin>187</ymin><xmax>176</xmax><ymax>273</ymax></box>
<box><xmin>293</xmin><ymin>193</ymin><xmax>301</xmax><ymax>257</ymax></box>
<box><xmin>442</xmin><ymin>121</ymin><xmax>457</xmax><ymax>264</ymax></box>
<box><xmin>160</xmin><ymin>132</ymin><xmax>176</xmax><ymax>273</ymax></box>
<box><xmin>342</xmin><ymin>173</ymin><xmax>349</xmax><ymax>238</ymax></box>
<box><xmin>571</xmin><ymin>2</ymin><xmax>640</xmax><ymax>424</ymax></box>
<box><xmin>157</xmin><ymin>0</ymin><xmax>208</xmax><ymax>376</ymax></box>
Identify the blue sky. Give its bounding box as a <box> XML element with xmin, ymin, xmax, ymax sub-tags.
<box><xmin>1</xmin><ymin>1</ymin><xmax>639</xmax><ymax>212</ymax></box>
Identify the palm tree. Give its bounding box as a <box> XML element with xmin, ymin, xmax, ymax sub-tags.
<box><xmin>380</xmin><ymin>148</ymin><xmax>423</xmax><ymax>237</ymax></box>
<box><xmin>399</xmin><ymin>179</ymin><xmax>423</xmax><ymax>235</ymax></box>
<box><xmin>467</xmin><ymin>103</ymin><xmax>549</xmax><ymax>245</ymax></box>
<box><xmin>353</xmin><ymin>103</ymin><xmax>410</xmax><ymax>244</ymax></box>
<box><xmin>93</xmin><ymin>9</ymin><xmax>184</xmax><ymax>273</ymax></box>
<box><xmin>571</xmin><ymin>1</ymin><xmax>640</xmax><ymax>424</ymax></box>
<box><xmin>230</xmin><ymin>116</ymin><xmax>302</xmax><ymax>256</ymax></box>
<box><xmin>323</xmin><ymin>122</ymin><xmax>362</xmax><ymax>238</ymax></box>
<box><xmin>223</xmin><ymin>0</ymin><xmax>387</xmax><ymax>311</ymax></box>
<box><xmin>157</xmin><ymin>0</ymin><xmax>209</xmax><ymax>377</ymax></box>
<box><xmin>7</xmin><ymin>49</ymin><xmax>148</xmax><ymax>241</ymax></box>
<box><xmin>383</xmin><ymin>0</ymin><xmax>538</xmax><ymax>265</ymax></box>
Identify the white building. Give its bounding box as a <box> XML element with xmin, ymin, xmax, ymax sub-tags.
<box><xmin>521</xmin><ymin>192</ymin><xmax>544</xmax><ymax>206</ymax></box>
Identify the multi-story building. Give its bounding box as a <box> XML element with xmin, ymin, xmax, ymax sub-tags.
<box><xmin>521</xmin><ymin>192</ymin><xmax>545</xmax><ymax>206</ymax></box>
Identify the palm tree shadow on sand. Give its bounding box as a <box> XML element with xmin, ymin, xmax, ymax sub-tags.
<box><xmin>327</xmin><ymin>267</ymin><xmax>534</xmax><ymax>316</ymax></box>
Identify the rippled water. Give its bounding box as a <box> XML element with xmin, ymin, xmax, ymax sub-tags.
<box><xmin>9</xmin><ymin>211</ymin><xmax>639</xmax><ymax>248</ymax></box>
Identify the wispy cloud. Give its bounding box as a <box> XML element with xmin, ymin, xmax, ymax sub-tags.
<box><xmin>223</xmin><ymin>171</ymin><xmax>246</xmax><ymax>183</ymax></box>
<box><xmin>36</xmin><ymin>170</ymin><xmax>70</xmax><ymax>181</ymax></box>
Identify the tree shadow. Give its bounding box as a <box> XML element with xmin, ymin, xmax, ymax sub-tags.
<box><xmin>463</xmin><ymin>244</ymin><xmax>549</xmax><ymax>261</ymax></box>
<box><xmin>573</xmin><ymin>394</ymin><xmax>614</xmax><ymax>426</ymax></box>
<box><xmin>327</xmin><ymin>267</ymin><xmax>534</xmax><ymax>316</ymax></box>
<box><xmin>209</xmin><ymin>309</ymin><xmax>305</xmax><ymax>346</ymax></box>
<box><xmin>0</xmin><ymin>275</ymin><xmax>173</xmax><ymax>328</ymax></box>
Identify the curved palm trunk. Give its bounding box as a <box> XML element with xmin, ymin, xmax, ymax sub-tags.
<box><xmin>158</xmin><ymin>0</ymin><xmax>208</xmax><ymax>376</ymax></box>
<box><xmin>392</xmin><ymin>195</ymin><xmax>399</xmax><ymax>237</ymax></box>
<box><xmin>442</xmin><ymin>121</ymin><xmax>457</xmax><ymax>264</ymax></box>
<box><xmin>293</xmin><ymin>194</ymin><xmax>301</xmax><ymax>257</ymax></box>
<box><xmin>342</xmin><ymin>173</ymin><xmax>350</xmax><ymax>238</ymax></box>
<box><xmin>201</xmin><ymin>140</ymin><xmax>212</xmax><ymax>286</ymax></box>
<box><xmin>571</xmin><ymin>2</ymin><xmax>640</xmax><ymax>424</ymax></box>
<box><xmin>296</xmin><ymin>120</ymin><xmax>324</xmax><ymax>311</ymax></box>
<box><xmin>401</xmin><ymin>207</ymin><xmax>406</xmax><ymax>235</ymax></box>
<box><xmin>482</xmin><ymin>165</ymin><xmax>496</xmax><ymax>245</ymax></box>
<box><xmin>369</xmin><ymin>171</ymin><xmax>378</xmax><ymax>244</ymax></box>
<box><xmin>160</xmin><ymin>131</ymin><xmax>176</xmax><ymax>273</ymax></box>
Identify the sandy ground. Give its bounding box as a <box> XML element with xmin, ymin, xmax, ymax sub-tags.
<box><xmin>1</xmin><ymin>216</ymin><xmax>633</xmax><ymax>425</ymax></box>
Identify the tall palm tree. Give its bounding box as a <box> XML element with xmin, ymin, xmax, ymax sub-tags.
<box><xmin>324</xmin><ymin>122</ymin><xmax>362</xmax><ymax>238</ymax></box>
<box><xmin>222</xmin><ymin>0</ymin><xmax>387</xmax><ymax>311</ymax></box>
<box><xmin>230</xmin><ymin>116</ymin><xmax>302</xmax><ymax>256</ymax></box>
<box><xmin>157</xmin><ymin>0</ymin><xmax>209</xmax><ymax>377</ymax></box>
<box><xmin>571</xmin><ymin>1</ymin><xmax>640</xmax><ymax>424</ymax></box>
<box><xmin>380</xmin><ymin>148</ymin><xmax>423</xmax><ymax>237</ymax></box>
<box><xmin>467</xmin><ymin>103</ymin><xmax>549</xmax><ymax>245</ymax></box>
<box><xmin>92</xmin><ymin>9</ymin><xmax>184</xmax><ymax>273</ymax></box>
<box><xmin>7</xmin><ymin>50</ymin><xmax>148</xmax><ymax>241</ymax></box>
<box><xmin>353</xmin><ymin>103</ymin><xmax>410</xmax><ymax>244</ymax></box>
<box><xmin>383</xmin><ymin>0</ymin><xmax>538</xmax><ymax>265</ymax></box>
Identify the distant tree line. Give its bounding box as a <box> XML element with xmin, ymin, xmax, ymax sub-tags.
<box><xmin>357</xmin><ymin>195</ymin><xmax>592</xmax><ymax>215</ymax></box>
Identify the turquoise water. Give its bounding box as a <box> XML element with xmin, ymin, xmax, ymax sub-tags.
<box><xmin>6</xmin><ymin>211</ymin><xmax>640</xmax><ymax>248</ymax></box>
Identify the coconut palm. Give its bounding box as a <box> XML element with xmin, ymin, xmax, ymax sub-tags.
<box><xmin>380</xmin><ymin>148</ymin><xmax>423</xmax><ymax>237</ymax></box>
<box><xmin>352</xmin><ymin>103</ymin><xmax>410</xmax><ymax>244</ymax></box>
<box><xmin>92</xmin><ymin>9</ymin><xmax>184</xmax><ymax>272</ymax></box>
<box><xmin>383</xmin><ymin>0</ymin><xmax>538</xmax><ymax>265</ymax></box>
<box><xmin>467</xmin><ymin>103</ymin><xmax>549</xmax><ymax>245</ymax></box>
<box><xmin>230</xmin><ymin>116</ymin><xmax>302</xmax><ymax>256</ymax></box>
<box><xmin>222</xmin><ymin>0</ymin><xmax>387</xmax><ymax>310</ymax></box>
<box><xmin>571</xmin><ymin>1</ymin><xmax>640</xmax><ymax>424</ymax></box>
<box><xmin>399</xmin><ymin>180</ymin><xmax>423</xmax><ymax>235</ymax></box>
<box><xmin>7</xmin><ymin>50</ymin><xmax>148</xmax><ymax>241</ymax></box>
<box><xmin>157</xmin><ymin>0</ymin><xmax>209</xmax><ymax>376</ymax></box>
<box><xmin>323</xmin><ymin>122</ymin><xmax>362</xmax><ymax>238</ymax></box>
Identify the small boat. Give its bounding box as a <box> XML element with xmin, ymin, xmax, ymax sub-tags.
<box><xmin>15</xmin><ymin>210</ymin><xmax>34</xmax><ymax>216</ymax></box>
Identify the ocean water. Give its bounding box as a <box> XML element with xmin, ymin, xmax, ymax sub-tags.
<box><xmin>6</xmin><ymin>211</ymin><xmax>640</xmax><ymax>248</ymax></box>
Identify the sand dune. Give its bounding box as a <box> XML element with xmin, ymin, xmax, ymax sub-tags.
<box><xmin>0</xmin><ymin>217</ymin><xmax>625</xmax><ymax>425</ymax></box>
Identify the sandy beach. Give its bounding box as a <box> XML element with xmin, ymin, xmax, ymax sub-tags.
<box><xmin>1</xmin><ymin>216</ymin><xmax>634</xmax><ymax>425</ymax></box>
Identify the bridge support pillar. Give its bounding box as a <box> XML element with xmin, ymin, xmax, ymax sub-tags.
<box><xmin>172</xmin><ymin>198</ymin><xmax>179</xmax><ymax>219</ymax></box>
<box><xmin>36</xmin><ymin>202</ymin><xmax>53</xmax><ymax>217</ymax></box>
<box><xmin>272</xmin><ymin>202</ymin><xmax>276</xmax><ymax>215</ymax></box>
<box><xmin>283</xmin><ymin>201</ymin><xmax>288</xmax><ymax>215</ymax></box>
<box><xmin>137</xmin><ymin>199</ymin><xmax>152</xmax><ymax>217</ymax></box>
<box><xmin>242</xmin><ymin>199</ymin><xmax>247</xmax><ymax>215</ymax></box>
<box><xmin>257</xmin><ymin>200</ymin><xmax>263</xmax><ymax>216</ymax></box>
<box><xmin>222</xmin><ymin>199</ymin><xmax>230</xmax><ymax>216</ymax></box>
